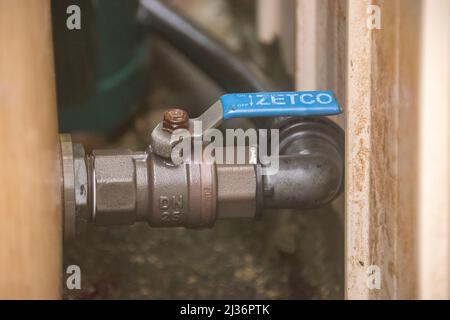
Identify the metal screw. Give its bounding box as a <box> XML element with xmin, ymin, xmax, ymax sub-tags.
<box><xmin>162</xmin><ymin>108</ymin><xmax>189</xmax><ymax>133</ymax></box>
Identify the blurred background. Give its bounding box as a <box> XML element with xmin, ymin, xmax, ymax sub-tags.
<box><xmin>52</xmin><ymin>0</ymin><xmax>344</xmax><ymax>300</ymax></box>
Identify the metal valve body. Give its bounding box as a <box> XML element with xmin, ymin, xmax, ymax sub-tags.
<box><xmin>61</xmin><ymin>136</ymin><xmax>258</xmax><ymax>239</ymax></box>
<box><xmin>61</xmin><ymin>115</ymin><xmax>344</xmax><ymax>240</ymax></box>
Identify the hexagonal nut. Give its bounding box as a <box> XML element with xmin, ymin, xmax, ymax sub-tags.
<box><xmin>163</xmin><ymin>108</ymin><xmax>189</xmax><ymax>132</ymax></box>
<box><xmin>72</xmin><ymin>143</ymin><xmax>89</xmax><ymax>221</ymax></box>
<box><xmin>92</xmin><ymin>150</ymin><xmax>137</xmax><ymax>226</ymax></box>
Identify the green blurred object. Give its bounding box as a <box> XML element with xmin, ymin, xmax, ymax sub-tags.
<box><xmin>52</xmin><ymin>0</ymin><xmax>150</xmax><ymax>133</ymax></box>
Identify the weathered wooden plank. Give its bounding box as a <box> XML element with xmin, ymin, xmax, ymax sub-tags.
<box><xmin>258</xmin><ymin>0</ymin><xmax>296</xmax><ymax>77</ymax></box>
<box><xmin>346</xmin><ymin>0</ymin><xmax>421</xmax><ymax>299</ymax></box>
<box><xmin>296</xmin><ymin>0</ymin><xmax>347</xmax><ymax>126</ymax></box>
<box><xmin>346</xmin><ymin>0</ymin><xmax>373</xmax><ymax>299</ymax></box>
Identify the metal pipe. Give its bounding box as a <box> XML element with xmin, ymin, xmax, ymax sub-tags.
<box><xmin>261</xmin><ymin>118</ymin><xmax>345</xmax><ymax>210</ymax></box>
<box><xmin>61</xmin><ymin>116</ymin><xmax>344</xmax><ymax>238</ymax></box>
<box><xmin>60</xmin><ymin>135</ymin><xmax>258</xmax><ymax>239</ymax></box>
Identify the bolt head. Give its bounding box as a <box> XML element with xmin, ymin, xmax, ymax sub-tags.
<box><xmin>163</xmin><ymin>108</ymin><xmax>189</xmax><ymax>133</ymax></box>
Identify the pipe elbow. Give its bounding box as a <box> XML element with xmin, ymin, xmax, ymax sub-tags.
<box><xmin>262</xmin><ymin>118</ymin><xmax>344</xmax><ymax>210</ymax></box>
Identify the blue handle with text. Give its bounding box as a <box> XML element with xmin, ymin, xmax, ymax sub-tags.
<box><xmin>220</xmin><ymin>91</ymin><xmax>341</xmax><ymax>119</ymax></box>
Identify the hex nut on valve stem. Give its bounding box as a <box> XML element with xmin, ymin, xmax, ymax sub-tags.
<box><xmin>162</xmin><ymin>108</ymin><xmax>189</xmax><ymax>133</ymax></box>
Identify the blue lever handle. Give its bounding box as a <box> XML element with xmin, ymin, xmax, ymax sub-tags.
<box><xmin>220</xmin><ymin>91</ymin><xmax>341</xmax><ymax>119</ymax></box>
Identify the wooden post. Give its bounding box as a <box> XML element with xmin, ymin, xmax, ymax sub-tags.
<box><xmin>0</xmin><ymin>0</ymin><xmax>62</xmax><ymax>299</ymax></box>
<box><xmin>418</xmin><ymin>0</ymin><xmax>450</xmax><ymax>300</ymax></box>
<box><xmin>345</xmin><ymin>0</ymin><xmax>421</xmax><ymax>299</ymax></box>
<box><xmin>294</xmin><ymin>0</ymin><xmax>424</xmax><ymax>299</ymax></box>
